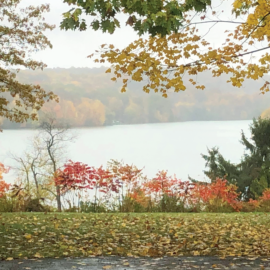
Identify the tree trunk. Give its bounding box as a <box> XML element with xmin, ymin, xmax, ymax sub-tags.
<box><xmin>56</xmin><ymin>185</ymin><xmax>61</xmax><ymax>211</ymax></box>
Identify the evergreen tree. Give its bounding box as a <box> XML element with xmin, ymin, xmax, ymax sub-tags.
<box><xmin>189</xmin><ymin>117</ymin><xmax>270</xmax><ymax>201</ymax></box>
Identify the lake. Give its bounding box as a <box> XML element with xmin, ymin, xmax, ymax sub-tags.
<box><xmin>0</xmin><ymin>120</ymin><xmax>253</xmax><ymax>184</ymax></box>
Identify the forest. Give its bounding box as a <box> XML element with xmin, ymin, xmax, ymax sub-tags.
<box><xmin>1</xmin><ymin>67</ymin><xmax>270</xmax><ymax>129</ymax></box>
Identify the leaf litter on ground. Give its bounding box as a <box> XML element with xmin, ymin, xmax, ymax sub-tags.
<box><xmin>0</xmin><ymin>212</ymin><xmax>270</xmax><ymax>262</ymax></box>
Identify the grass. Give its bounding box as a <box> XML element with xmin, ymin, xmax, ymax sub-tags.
<box><xmin>0</xmin><ymin>212</ymin><xmax>270</xmax><ymax>260</ymax></box>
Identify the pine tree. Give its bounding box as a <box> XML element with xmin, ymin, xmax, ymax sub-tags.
<box><xmin>190</xmin><ymin>117</ymin><xmax>270</xmax><ymax>201</ymax></box>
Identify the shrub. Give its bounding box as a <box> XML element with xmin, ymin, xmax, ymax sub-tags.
<box><xmin>191</xmin><ymin>178</ymin><xmax>242</xmax><ymax>212</ymax></box>
<box><xmin>241</xmin><ymin>199</ymin><xmax>260</xmax><ymax>212</ymax></box>
<box><xmin>258</xmin><ymin>188</ymin><xmax>270</xmax><ymax>212</ymax></box>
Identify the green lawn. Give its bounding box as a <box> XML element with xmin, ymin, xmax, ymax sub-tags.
<box><xmin>0</xmin><ymin>212</ymin><xmax>270</xmax><ymax>260</ymax></box>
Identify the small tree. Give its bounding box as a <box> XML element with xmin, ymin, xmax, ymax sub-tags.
<box><xmin>38</xmin><ymin>115</ymin><xmax>77</xmax><ymax>211</ymax></box>
<box><xmin>9</xmin><ymin>136</ymin><xmax>52</xmax><ymax>200</ymax></box>
<box><xmin>55</xmin><ymin>160</ymin><xmax>121</xmax><ymax>212</ymax></box>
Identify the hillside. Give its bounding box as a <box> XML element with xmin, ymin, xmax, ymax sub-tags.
<box><xmin>1</xmin><ymin>67</ymin><xmax>270</xmax><ymax>129</ymax></box>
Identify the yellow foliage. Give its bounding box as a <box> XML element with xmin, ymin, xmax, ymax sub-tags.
<box><xmin>92</xmin><ymin>1</ymin><xmax>270</xmax><ymax>96</ymax></box>
<box><xmin>261</xmin><ymin>107</ymin><xmax>270</xmax><ymax>119</ymax></box>
<box><xmin>77</xmin><ymin>98</ymin><xmax>106</xmax><ymax>126</ymax></box>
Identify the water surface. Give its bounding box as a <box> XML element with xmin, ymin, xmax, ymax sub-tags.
<box><xmin>0</xmin><ymin>120</ymin><xmax>252</xmax><ymax>183</ymax></box>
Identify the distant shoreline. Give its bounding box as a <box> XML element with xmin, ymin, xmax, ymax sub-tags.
<box><xmin>0</xmin><ymin>119</ymin><xmax>254</xmax><ymax>131</ymax></box>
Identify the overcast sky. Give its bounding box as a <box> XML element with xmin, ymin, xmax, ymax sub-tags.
<box><xmin>18</xmin><ymin>0</ymin><xmax>143</xmax><ymax>69</ymax></box>
<box><xmin>15</xmin><ymin>0</ymin><xmax>242</xmax><ymax>70</ymax></box>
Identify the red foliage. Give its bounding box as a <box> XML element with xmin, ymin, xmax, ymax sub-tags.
<box><xmin>260</xmin><ymin>188</ymin><xmax>270</xmax><ymax>201</ymax></box>
<box><xmin>192</xmin><ymin>178</ymin><xmax>242</xmax><ymax>211</ymax></box>
<box><xmin>142</xmin><ymin>171</ymin><xmax>177</xmax><ymax>196</ymax></box>
<box><xmin>54</xmin><ymin>160</ymin><xmax>97</xmax><ymax>191</ymax></box>
<box><xmin>0</xmin><ymin>162</ymin><xmax>9</xmax><ymax>180</ymax></box>
<box><xmin>108</xmin><ymin>162</ymin><xmax>143</xmax><ymax>196</ymax></box>
<box><xmin>0</xmin><ymin>180</ymin><xmax>10</xmax><ymax>198</ymax></box>
<box><xmin>142</xmin><ymin>171</ymin><xmax>195</xmax><ymax>199</ymax></box>
<box><xmin>54</xmin><ymin>160</ymin><xmax>121</xmax><ymax>194</ymax></box>
<box><xmin>0</xmin><ymin>163</ymin><xmax>10</xmax><ymax>197</ymax></box>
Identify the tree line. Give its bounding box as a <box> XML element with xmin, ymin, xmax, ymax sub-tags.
<box><xmin>1</xmin><ymin>67</ymin><xmax>270</xmax><ymax>129</ymax></box>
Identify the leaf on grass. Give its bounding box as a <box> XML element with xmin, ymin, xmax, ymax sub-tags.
<box><xmin>103</xmin><ymin>266</ymin><xmax>112</xmax><ymax>270</ymax></box>
<box><xmin>24</xmin><ymin>234</ymin><xmax>32</xmax><ymax>239</ymax></box>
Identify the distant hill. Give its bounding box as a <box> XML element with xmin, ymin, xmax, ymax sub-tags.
<box><xmin>1</xmin><ymin>67</ymin><xmax>270</xmax><ymax>129</ymax></box>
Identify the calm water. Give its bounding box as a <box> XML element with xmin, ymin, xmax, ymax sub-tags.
<box><xmin>0</xmin><ymin>120</ymin><xmax>253</xmax><ymax>184</ymax></box>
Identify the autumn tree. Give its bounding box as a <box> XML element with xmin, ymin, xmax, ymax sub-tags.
<box><xmin>76</xmin><ymin>98</ymin><xmax>106</xmax><ymax>126</ymax></box>
<box><xmin>0</xmin><ymin>0</ymin><xmax>58</xmax><ymax>130</ymax></box>
<box><xmin>106</xmin><ymin>159</ymin><xmax>143</xmax><ymax>211</ymax></box>
<box><xmin>61</xmin><ymin>0</ymin><xmax>270</xmax><ymax>97</ymax></box>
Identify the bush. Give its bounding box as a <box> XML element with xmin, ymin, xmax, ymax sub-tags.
<box><xmin>257</xmin><ymin>189</ymin><xmax>270</xmax><ymax>212</ymax></box>
<box><xmin>0</xmin><ymin>196</ymin><xmax>17</xmax><ymax>212</ymax></box>
<box><xmin>241</xmin><ymin>199</ymin><xmax>260</xmax><ymax>212</ymax></box>
<box><xmin>191</xmin><ymin>178</ymin><xmax>242</xmax><ymax>212</ymax></box>
<box><xmin>25</xmin><ymin>198</ymin><xmax>45</xmax><ymax>212</ymax></box>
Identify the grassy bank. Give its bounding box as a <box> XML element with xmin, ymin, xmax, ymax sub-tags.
<box><xmin>0</xmin><ymin>212</ymin><xmax>270</xmax><ymax>260</ymax></box>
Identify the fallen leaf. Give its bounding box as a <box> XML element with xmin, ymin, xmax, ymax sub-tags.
<box><xmin>103</xmin><ymin>266</ymin><xmax>112</xmax><ymax>269</ymax></box>
<box><xmin>24</xmin><ymin>234</ymin><xmax>32</xmax><ymax>239</ymax></box>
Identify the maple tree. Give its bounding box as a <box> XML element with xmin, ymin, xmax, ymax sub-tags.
<box><xmin>54</xmin><ymin>160</ymin><xmax>97</xmax><ymax>192</ymax></box>
<box><xmin>55</xmin><ymin>160</ymin><xmax>121</xmax><ymax>211</ymax></box>
<box><xmin>140</xmin><ymin>171</ymin><xmax>196</xmax><ymax>211</ymax></box>
<box><xmin>60</xmin><ymin>0</ymin><xmax>210</xmax><ymax>36</ymax></box>
<box><xmin>61</xmin><ymin>0</ymin><xmax>270</xmax><ymax>97</ymax></box>
<box><xmin>0</xmin><ymin>0</ymin><xmax>58</xmax><ymax>130</ymax></box>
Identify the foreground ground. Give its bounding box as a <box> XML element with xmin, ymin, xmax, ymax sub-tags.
<box><xmin>0</xmin><ymin>212</ymin><xmax>270</xmax><ymax>261</ymax></box>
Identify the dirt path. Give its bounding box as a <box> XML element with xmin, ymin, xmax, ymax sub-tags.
<box><xmin>1</xmin><ymin>256</ymin><xmax>270</xmax><ymax>270</ymax></box>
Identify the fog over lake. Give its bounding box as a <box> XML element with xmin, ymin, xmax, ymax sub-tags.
<box><xmin>0</xmin><ymin>120</ymin><xmax>252</xmax><ymax>184</ymax></box>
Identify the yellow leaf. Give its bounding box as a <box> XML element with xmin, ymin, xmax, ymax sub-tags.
<box><xmin>24</xmin><ymin>234</ymin><xmax>32</xmax><ymax>239</ymax></box>
<box><xmin>34</xmin><ymin>253</ymin><xmax>42</xmax><ymax>258</ymax></box>
<box><xmin>54</xmin><ymin>223</ymin><xmax>59</xmax><ymax>229</ymax></box>
<box><xmin>103</xmin><ymin>266</ymin><xmax>112</xmax><ymax>270</ymax></box>
<box><xmin>6</xmin><ymin>257</ymin><xmax>13</xmax><ymax>261</ymax></box>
